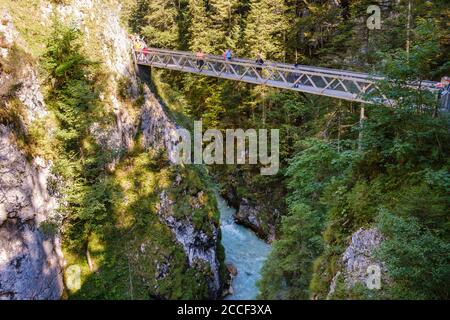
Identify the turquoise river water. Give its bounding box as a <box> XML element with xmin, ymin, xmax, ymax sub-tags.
<box><xmin>216</xmin><ymin>194</ymin><xmax>272</xmax><ymax>300</ymax></box>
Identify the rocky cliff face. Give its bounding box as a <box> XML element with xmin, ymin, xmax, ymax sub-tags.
<box><xmin>157</xmin><ymin>190</ymin><xmax>221</xmax><ymax>297</ymax></box>
<box><xmin>1</xmin><ymin>0</ymin><xmax>224</xmax><ymax>299</ymax></box>
<box><xmin>0</xmin><ymin>125</ymin><xmax>64</xmax><ymax>300</ymax></box>
<box><xmin>327</xmin><ymin>227</ymin><xmax>386</xmax><ymax>298</ymax></box>
<box><xmin>234</xmin><ymin>198</ymin><xmax>276</xmax><ymax>243</ymax></box>
<box><xmin>341</xmin><ymin>228</ymin><xmax>384</xmax><ymax>288</ymax></box>
<box><xmin>0</xmin><ymin>13</ymin><xmax>63</xmax><ymax>300</ymax></box>
<box><xmin>140</xmin><ymin>85</ymin><xmax>224</xmax><ymax>298</ymax></box>
<box><xmin>140</xmin><ymin>85</ymin><xmax>180</xmax><ymax>163</ymax></box>
<box><xmin>220</xmin><ymin>185</ymin><xmax>278</xmax><ymax>243</ymax></box>
<box><xmin>41</xmin><ymin>0</ymin><xmax>140</xmax><ymax>156</ymax></box>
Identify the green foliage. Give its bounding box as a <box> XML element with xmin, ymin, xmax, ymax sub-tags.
<box><xmin>376</xmin><ymin>210</ymin><xmax>450</xmax><ymax>299</ymax></box>
<box><xmin>187</xmin><ymin>0</ymin><xmax>217</xmax><ymax>53</ymax></box>
<box><xmin>167</xmin><ymin>0</ymin><xmax>243</xmax><ymax>53</ymax></box>
<box><xmin>0</xmin><ymin>18</ymin><xmax>123</xmax><ymax>300</ymax></box>
<box><xmin>129</xmin><ymin>0</ymin><xmax>450</xmax><ymax>301</ymax></box>
<box><xmin>170</xmin><ymin>165</ymin><xmax>220</xmax><ymax>234</ymax></box>
<box><xmin>129</xmin><ymin>0</ymin><xmax>150</xmax><ymax>34</ymax></box>
<box><xmin>378</xmin><ymin>19</ymin><xmax>446</xmax><ymax>82</ymax></box>
<box><xmin>0</xmin><ymin>97</ymin><xmax>26</xmax><ymax>132</ymax></box>
<box><xmin>43</xmin><ymin>22</ymin><xmax>100</xmax><ymax>151</ymax></box>
<box><xmin>208</xmin><ymin>0</ymin><xmax>241</xmax><ymax>50</ymax></box>
<box><xmin>139</xmin><ymin>0</ymin><xmax>180</xmax><ymax>49</ymax></box>
<box><xmin>117</xmin><ymin>76</ymin><xmax>133</xmax><ymax>100</ymax></box>
<box><xmin>258</xmin><ymin>16</ymin><xmax>450</xmax><ymax>299</ymax></box>
<box><xmin>39</xmin><ymin>15</ymin><xmax>227</xmax><ymax>300</ymax></box>
<box><xmin>42</xmin><ymin>22</ymin><xmax>112</xmax><ymax>250</ymax></box>
<box><xmin>258</xmin><ymin>203</ymin><xmax>324</xmax><ymax>299</ymax></box>
<box><xmin>257</xmin><ymin>139</ymin><xmax>356</xmax><ymax>299</ymax></box>
<box><xmin>286</xmin><ymin>139</ymin><xmax>350</xmax><ymax>206</ymax></box>
<box><xmin>65</xmin><ymin>150</ymin><xmax>222</xmax><ymax>300</ymax></box>
<box><xmin>39</xmin><ymin>220</ymin><xmax>59</xmax><ymax>237</ymax></box>
<box><xmin>243</xmin><ymin>0</ymin><xmax>288</xmax><ymax>60</ymax></box>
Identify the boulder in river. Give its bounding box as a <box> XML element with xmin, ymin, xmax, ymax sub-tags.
<box><xmin>234</xmin><ymin>198</ymin><xmax>276</xmax><ymax>243</ymax></box>
<box><xmin>226</xmin><ymin>263</ymin><xmax>238</xmax><ymax>277</ymax></box>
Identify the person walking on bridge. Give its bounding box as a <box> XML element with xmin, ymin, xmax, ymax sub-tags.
<box><xmin>133</xmin><ymin>38</ymin><xmax>142</xmax><ymax>52</ymax></box>
<box><xmin>196</xmin><ymin>49</ymin><xmax>206</xmax><ymax>70</ymax></box>
<box><xmin>255</xmin><ymin>54</ymin><xmax>264</xmax><ymax>77</ymax></box>
<box><xmin>223</xmin><ymin>49</ymin><xmax>233</xmax><ymax>73</ymax></box>
<box><xmin>292</xmin><ymin>64</ymin><xmax>301</xmax><ymax>88</ymax></box>
<box><xmin>223</xmin><ymin>49</ymin><xmax>233</xmax><ymax>61</ymax></box>
<box><xmin>438</xmin><ymin>76</ymin><xmax>450</xmax><ymax>111</ymax></box>
<box><xmin>133</xmin><ymin>40</ymin><xmax>143</xmax><ymax>60</ymax></box>
<box><xmin>142</xmin><ymin>47</ymin><xmax>150</xmax><ymax>61</ymax></box>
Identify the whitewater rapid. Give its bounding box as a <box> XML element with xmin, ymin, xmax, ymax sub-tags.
<box><xmin>217</xmin><ymin>194</ymin><xmax>272</xmax><ymax>300</ymax></box>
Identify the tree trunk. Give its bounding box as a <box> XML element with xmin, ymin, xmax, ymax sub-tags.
<box><xmin>358</xmin><ymin>106</ymin><xmax>365</xmax><ymax>151</ymax></box>
<box><xmin>406</xmin><ymin>0</ymin><xmax>412</xmax><ymax>61</ymax></box>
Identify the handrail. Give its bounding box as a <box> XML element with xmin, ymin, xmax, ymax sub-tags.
<box><xmin>141</xmin><ymin>47</ymin><xmax>379</xmax><ymax>81</ymax></box>
<box><xmin>134</xmin><ymin>47</ymin><xmax>443</xmax><ymax>105</ymax></box>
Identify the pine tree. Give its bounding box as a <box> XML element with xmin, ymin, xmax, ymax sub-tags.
<box><xmin>208</xmin><ymin>0</ymin><xmax>240</xmax><ymax>51</ymax></box>
<box><xmin>184</xmin><ymin>0</ymin><xmax>238</xmax><ymax>127</ymax></box>
<box><xmin>141</xmin><ymin>0</ymin><xmax>179</xmax><ymax>49</ymax></box>
<box><xmin>243</xmin><ymin>0</ymin><xmax>288</xmax><ymax>60</ymax></box>
<box><xmin>187</xmin><ymin>0</ymin><xmax>244</xmax><ymax>54</ymax></box>
<box><xmin>188</xmin><ymin>0</ymin><xmax>214</xmax><ymax>52</ymax></box>
<box><xmin>129</xmin><ymin>0</ymin><xmax>150</xmax><ymax>34</ymax></box>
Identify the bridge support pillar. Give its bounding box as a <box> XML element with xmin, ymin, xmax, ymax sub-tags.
<box><xmin>133</xmin><ymin>50</ymin><xmax>152</xmax><ymax>85</ymax></box>
<box><xmin>137</xmin><ymin>64</ymin><xmax>152</xmax><ymax>86</ymax></box>
<box><xmin>358</xmin><ymin>106</ymin><xmax>366</xmax><ymax>151</ymax></box>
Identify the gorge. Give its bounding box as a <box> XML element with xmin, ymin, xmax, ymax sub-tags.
<box><xmin>1</xmin><ymin>0</ymin><xmax>449</xmax><ymax>301</ymax></box>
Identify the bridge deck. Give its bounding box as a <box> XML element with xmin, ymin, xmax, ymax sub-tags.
<box><xmin>134</xmin><ymin>48</ymin><xmax>439</xmax><ymax>104</ymax></box>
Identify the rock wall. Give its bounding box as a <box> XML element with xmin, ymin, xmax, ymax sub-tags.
<box><xmin>0</xmin><ymin>12</ymin><xmax>63</xmax><ymax>300</ymax></box>
<box><xmin>139</xmin><ymin>77</ymin><xmax>225</xmax><ymax>298</ymax></box>
<box><xmin>40</xmin><ymin>0</ymin><xmax>140</xmax><ymax>156</ymax></box>
<box><xmin>220</xmin><ymin>186</ymin><xmax>277</xmax><ymax>243</ymax></box>
<box><xmin>157</xmin><ymin>190</ymin><xmax>222</xmax><ymax>298</ymax></box>
<box><xmin>0</xmin><ymin>127</ymin><xmax>63</xmax><ymax>301</ymax></box>
<box><xmin>1</xmin><ymin>12</ymin><xmax>47</xmax><ymax>122</ymax></box>
<box><xmin>327</xmin><ymin>227</ymin><xmax>386</xmax><ymax>298</ymax></box>
<box><xmin>1</xmin><ymin>0</ymin><xmax>224</xmax><ymax>299</ymax></box>
<box><xmin>234</xmin><ymin>198</ymin><xmax>276</xmax><ymax>243</ymax></box>
<box><xmin>0</xmin><ymin>10</ymin><xmax>15</xmax><ymax>56</ymax></box>
<box><xmin>140</xmin><ymin>85</ymin><xmax>180</xmax><ymax>163</ymax></box>
<box><xmin>137</xmin><ymin>56</ymin><xmax>224</xmax><ymax>298</ymax></box>
<box><xmin>341</xmin><ymin>227</ymin><xmax>384</xmax><ymax>288</ymax></box>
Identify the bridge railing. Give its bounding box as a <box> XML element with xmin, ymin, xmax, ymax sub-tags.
<box><xmin>134</xmin><ymin>48</ymin><xmax>441</xmax><ymax>105</ymax></box>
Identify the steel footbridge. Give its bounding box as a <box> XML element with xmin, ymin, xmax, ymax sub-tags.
<box><xmin>134</xmin><ymin>48</ymin><xmax>444</xmax><ymax>106</ymax></box>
